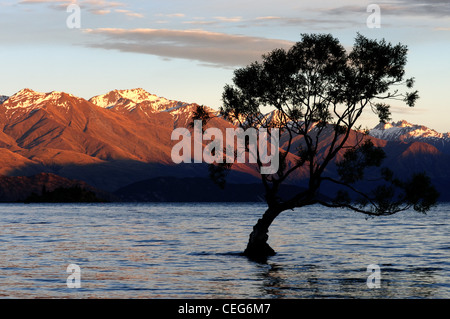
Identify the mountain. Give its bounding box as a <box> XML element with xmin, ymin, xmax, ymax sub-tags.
<box><xmin>0</xmin><ymin>88</ymin><xmax>174</xmax><ymax>163</ymax></box>
<box><xmin>2</xmin><ymin>89</ymin><xmax>83</xmax><ymax>112</ymax></box>
<box><xmin>89</xmin><ymin>88</ymin><xmax>186</xmax><ymax>112</ymax></box>
<box><xmin>89</xmin><ymin>88</ymin><xmax>220</xmax><ymax>128</ymax></box>
<box><xmin>0</xmin><ymin>88</ymin><xmax>449</xmax><ymax>202</ymax></box>
<box><xmin>0</xmin><ymin>88</ymin><xmax>258</xmax><ymax>196</ymax></box>
<box><xmin>365</xmin><ymin>120</ymin><xmax>450</xmax><ymax>201</ymax></box>
<box><xmin>370</xmin><ymin>120</ymin><xmax>450</xmax><ymax>155</ymax></box>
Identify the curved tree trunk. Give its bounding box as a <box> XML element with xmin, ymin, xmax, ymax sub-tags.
<box><xmin>243</xmin><ymin>207</ymin><xmax>282</xmax><ymax>261</ymax></box>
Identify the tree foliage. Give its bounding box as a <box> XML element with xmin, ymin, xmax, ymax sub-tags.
<box><xmin>211</xmin><ymin>33</ymin><xmax>438</xmax><ymax>216</ymax></box>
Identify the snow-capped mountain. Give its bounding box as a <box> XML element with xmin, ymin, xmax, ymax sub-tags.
<box><xmin>89</xmin><ymin>88</ymin><xmax>189</xmax><ymax>113</ymax></box>
<box><xmin>1</xmin><ymin>89</ymin><xmax>82</xmax><ymax>112</ymax></box>
<box><xmin>0</xmin><ymin>87</ymin><xmax>247</xmax><ymax>192</ymax></box>
<box><xmin>2</xmin><ymin>88</ymin><xmax>46</xmax><ymax>110</ymax></box>
<box><xmin>1</xmin><ymin>87</ymin><xmax>219</xmax><ymax>129</ymax></box>
<box><xmin>369</xmin><ymin>120</ymin><xmax>450</xmax><ymax>154</ymax></box>
<box><xmin>89</xmin><ymin>88</ymin><xmax>221</xmax><ymax>129</ymax></box>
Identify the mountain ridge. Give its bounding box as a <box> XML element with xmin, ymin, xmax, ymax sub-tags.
<box><xmin>369</xmin><ymin>120</ymin><xmax>450</xmax><ymax>155</ymax></box>
<box><xmin>0</xmin><ymin>88</ymin><xmax>448</xmax><ymax>202</ymax></box>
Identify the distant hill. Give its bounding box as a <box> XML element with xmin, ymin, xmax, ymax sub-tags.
<box><xmin>24</xmin><ymin>184</ymin><xmax>108</xmax><ymax>203</ymax></box>
<box><xmin>114</xmin><ymin>176</ymin><xmax>307</xmax><ymax>202</ymax></box>
<box><xmin>0</xmin><ymin>173</ymin><xmax>112</xmax><ymax>202</ymax></box>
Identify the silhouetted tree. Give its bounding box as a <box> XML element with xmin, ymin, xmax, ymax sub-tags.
<box><xmin>196</xmin><ymin>33</ymin><xmax>439</xmax><ymax>261</ymax></box>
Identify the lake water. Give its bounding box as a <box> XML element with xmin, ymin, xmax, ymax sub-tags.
<box><xmin>0</xmin><ymin>202</ymin><xmax>448</xmax><ymax>299</ymax></box>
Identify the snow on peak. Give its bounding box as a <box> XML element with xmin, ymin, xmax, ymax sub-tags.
<box><xmin>116</xmin><ymin>88</ymin><xmax>161</xmax><ymax>104</ymax></box>
<box><xmin>89</xmin><ymin>88</ymin><xmax>185</xmax><ymax>112</ymax></box>
<box><xmin>90</xmin><ymin>88</ymin><xmax>161</xmax><ymax>108</ymax></box>
<box><xmin>369</xmin><ymin>120</ymin><xmax>448</xmax><ymax>142</ymax></box>
<box><xmin>382</xmin><ymin>122</ymin><xmax>393</xmax><ymax>129</ymax></box>
<box><xmin>3</xmin><ymin>89</ymin><xmax>47</xmax><ymax>109</ymax></box>
<box><xmin>373</xmin><ymin>121</ymin><xmax>394</xmax><ymax>130</ymax></box>
<box><xmin>2</xmin><ymin>89</ymin><xmax>78</xmax><ymax>110</ymax></box>
<box><xmin>397</xmin><ymin>120</ymin><xmax>413</xmax><ymax>128</ymax></box>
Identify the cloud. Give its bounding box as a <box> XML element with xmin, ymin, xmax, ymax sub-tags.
<box><xmin>178</xmin><ymin>14</ymin><xmax>355</xmax><ymax>30</ymax></box>
<box><xmin>82</xmin><ymin>28</ymin><xmax>295</xmax><ymax>68</ymax></box>
<box><xmin>156</xmin><ymin>13</ymin><xmax>186</xmax><ymax>18</ymax></box>
<box><xmin>323</xmin><ymin>1</ymin><xmax>450</xmax><ymax>18</ymax></box>
<box><xmin>255</xmin><ymin>16</ymin><xmax>282</xmax><ymax>21</ymax></box>
<box><xmin>19</xmin><ymin>0</ymin><xmax>73</xmax><ymax>3</ymax></box>
<box><xmin>214</xmin><ymin>16</ymin><xmax>243</xmax><ymax>23</ymax></box>
<box><xmin>181</xmin><ymin>16</ymin><xmax>244</xmax><ymax>27</ymax></box>
<box><xmin>19</xmin><ymin>0</ymin><xmax>74</xmax><ymax>6</ymax></box>
<box><xmin>253</xmin><ymin>16</ymin><xmax>353</xmax><ymax>28</ymax></box>
<box><xmin>18</xmin><ymin>0</ymin><xmax>144</xmax><ymax>17</ymax></box>
<box><xmin>182</xmin><ymin>20</ymin><xmax>218</xmax><ymax>26</ymax></box>
<box><xmin>115</xmin><ymin>9</ymin><xmax>144</xmax><ymax>18</ymax></box>
<box><xmin>92</xmin><ymin>9</ymin><xmax>110</xmax><ymax>15</ymax></box>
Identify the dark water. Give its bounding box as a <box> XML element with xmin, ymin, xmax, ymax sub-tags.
<box><xmin>0</xmin><ymin>202</ymin><xmax>448</xmax><ymax>298</ymax></box>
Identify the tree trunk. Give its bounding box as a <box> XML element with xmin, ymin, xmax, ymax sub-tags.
<box><xmin>243</xmin><ymin>207</ymin><xmax>281</xmax><ymax>261</ymax></box>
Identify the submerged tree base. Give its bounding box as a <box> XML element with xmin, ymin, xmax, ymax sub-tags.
<box><xmin>242</xmin><ymin>208</ymin><xmax>281</xmax><ymax>262</ymax></box>
<box><xmin>243</xmin><ymin>242</ymin><xmax>276</xmax><ymax>263</ymax></box>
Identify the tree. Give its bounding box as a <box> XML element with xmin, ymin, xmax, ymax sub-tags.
<box><xmin>195</xmin><ymin>33</ymin><xmax>439</xmax><ymax>262</ymax></box>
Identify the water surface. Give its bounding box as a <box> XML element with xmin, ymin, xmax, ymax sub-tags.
<box><xmin>0</xmin><ymin>202</ymin><xmax>448</xmax><ymax>298</ymax></box>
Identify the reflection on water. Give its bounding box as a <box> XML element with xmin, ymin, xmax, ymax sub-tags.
<box><xmin>0</xmin><ymin>203</ymin><xmax>448</xmax><ymax>298</ymax></box>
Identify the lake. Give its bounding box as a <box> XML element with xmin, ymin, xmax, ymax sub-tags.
<box><xmin>0</xmin><ymin>202</ymin><xmax>448</xmax><ymax>299</ymax></box>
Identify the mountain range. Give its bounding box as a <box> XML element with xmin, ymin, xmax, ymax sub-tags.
<box><xmin>370</xmin><ymin>120</ymin><xmax>450</xmax><ymax>155</ymax></box>
<box><xmin>0</xmin><ymin>88</ymin><xmax>449</xmax><ymax>202</ymax></box>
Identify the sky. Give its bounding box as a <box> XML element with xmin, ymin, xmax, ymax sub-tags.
<box><xmin>0</xmin><ymin>0</ymin><xmax>449</xmax><ymax>132</ymax></box>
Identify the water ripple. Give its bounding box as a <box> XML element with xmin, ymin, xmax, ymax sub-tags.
<box><xmin>0</xmin><ymin>202</ymin><xmax>448</xmax><ymax>298</ymax></box>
